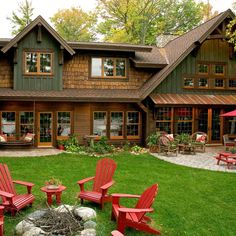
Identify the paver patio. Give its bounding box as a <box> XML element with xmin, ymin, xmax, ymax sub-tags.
<box><xmin>152</xmin><ymin>145</ymin><xmax>236</xmax><ymax>173</ymax></box>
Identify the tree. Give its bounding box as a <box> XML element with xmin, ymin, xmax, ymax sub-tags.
<box><xmin>7</xmin><ymin>0</ymin><xmax>34</xmax><ymax>36</ymax></box>
<box><xmin>226</xmin><ymin>18</ymin><xmax>236</xmax><ymax>50</ymax></box>
<box><xmin>50</xmin><ymin>7</ymin><xmax>97</xmax><ymax>42</ymax></box>
<box><xmin>96</xmin><ymin>0</ymin><xmax>216</xmax><ymax>45</ymax></box>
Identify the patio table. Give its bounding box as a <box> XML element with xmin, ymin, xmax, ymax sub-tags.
<box><xmin>178</xmin><ymin>144</ymin><xmax>196</xmax><ymax>155</ymax></box>
<box><xmin>215</xmin><ymin>152</ymin><xmax>236</xmax><ymax>169</ymax></box>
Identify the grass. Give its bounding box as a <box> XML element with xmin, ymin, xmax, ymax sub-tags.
<box><xmin>0</xmin><ymin>152</ymin><xmax>236</xmax><ymax>236</ymax></box>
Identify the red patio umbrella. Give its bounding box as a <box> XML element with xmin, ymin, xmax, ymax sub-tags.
<box><xmin>220</xmin><ymin>110</ymin><xmax>236</xmax><ymax>117</ymax></box>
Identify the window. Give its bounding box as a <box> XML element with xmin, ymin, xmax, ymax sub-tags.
<box><xmin>174</xmin><ymin>107</ymin><xmax>193</xmax><ymax>134</ymax></box>
<box><xmin>1</xmin><ymin>112</ymin><xmax>16</xmax><ymax>136</ymax></box>
<box><xmin>183</xmin><ymin>78</ymin><xmax>194</xmax><ymax>88</ymax></box>
<box><xmin>198</xmin><ymin>78</ymin><xmax>208</xmax><ymax>88</ymax></box>
<box><xmin>110</xmin><ymin>112</ymin><xmax>123</xmax><ymax>139</ymax></box>
<box><xmin>155</xmin><ymin>107</ymin><xmax>172</xmax><ymax>133</ymax></box>
<box><xmin>93</xmin><ymin>112</ymin><xmax>107</xmax><ymax>136</ymax></box>
<box><xmin>214</xmin><ymin>78</ymin><xmax>224</xmax><ymax>88</ymax></box>
<box><xmin>25</xmin><ymin>52</ymin><xmax>53</xmax><ymax>75</ymax></box>
<box><xmin>127</xmin><ymin>111</ymin><xmax>140</xmax><ymax>138</ymax></box>
<box><xmin>229</xmin><ymin>79</ymin><xmax>236</xmax><ymax>88</ymax></box>
<box><xmin>19</xmin><ymin>112</ymin><xmax>34</xmax><ymax>137</ymax></box>
<box><xmin>91</xmin><ymin>57</ymin><xmax>126</xmax><ymax>78</ymax></box>
<box><xmin>213</xmin><ymin>64</ymin><xmax>225</xmax><ymax>75</ymax></box>
<box><xmin>198</xmin><ymin>64</ymin><xmax>208</xmax><ymax>74</ymax></box>
<box><xmin>57</xmin><ymin>112</ymin><xmax>71</xmax><ymax>137</ymax></box>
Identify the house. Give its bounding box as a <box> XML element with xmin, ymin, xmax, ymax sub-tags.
<box><xmin>0</xmin><ymin>9</ymin><xmax>236</xmax><ymax>147</ymax></box>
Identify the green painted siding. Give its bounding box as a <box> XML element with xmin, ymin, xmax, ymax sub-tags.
<box><xmin>155</xmin><ymin>39</ymin><xmax>236</xmax><ymax>95</ymax></box>
<box><xmin>14</xmin><ymin>27</ymin><xmax>62</xmax><ymax>91</ymax></box>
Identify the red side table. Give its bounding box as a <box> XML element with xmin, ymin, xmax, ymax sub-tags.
<box><xmin>40</xmin><ymin>185</ymin><xmax>66</xmax><ymax>206</ymax></box>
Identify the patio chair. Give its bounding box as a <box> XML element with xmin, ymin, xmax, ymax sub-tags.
<box><xmin>158</xmin><ymin>135</ymin><xmax>177</xmax><ymax>156</ymax></box>
<box><xmin>77</xmin><ymin>158</ymin><xmax>117</xmax><ymax>209</ymax></box>
<box><xmin>222</xmin><ymin>134</ymin><xmax>235</xmax><ymax>150</ymax></box>
<box><xmin>191</xmin><ymin>132</ymin><xmax>208</xmax><ymax>152</ymax></box>
<box><xmin>0</xmin><ymin>164</ymin><xmax>35</xmax><ymax>216</ymax></box>
<box><xmin>111</xmin><ymin>183</ymin><xmax>160</xmax><ymax>235</ymax></box>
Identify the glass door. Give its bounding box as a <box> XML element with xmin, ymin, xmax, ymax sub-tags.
<box><xmin>197</xmin><ymin>108</ymin><xmax>208</xmax><ymax>134</ymax></box>
<box><xmin>211</xmin><ymin>108</ymin><xmax>221</xmax><ymax>142</ymax></box>
<box><xmin>38</xmin><ymin>112</ymin><xmax>53</xmax><ymax>147</ymax></box>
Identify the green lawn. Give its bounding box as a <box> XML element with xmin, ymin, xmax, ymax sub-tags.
<box><xmin>0</xmin><ymin>152</ymin><xmax>236</xmax><ymax>236</ymax></box>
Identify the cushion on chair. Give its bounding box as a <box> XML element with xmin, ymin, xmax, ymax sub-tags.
<box><xmin>24</xmin><ymin>133</ymin><xmax>35</xmax><ymax>142</ymax></box>
<box><xmin>196</xmin><ymin>134</ymin><xmax>206</xmax><ymax>143</ymax></box>
<box><xmin>166</xmin><ymin>134</ymin><xmax>174</xmax><ymax>141</ymax></box>
<box><xmin>0</xmin><ymin>135</ymin><xmax>7</xmax><ymax>142</ymax></box>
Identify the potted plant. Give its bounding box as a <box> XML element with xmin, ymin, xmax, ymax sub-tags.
<box><xmin>57</xmin><ymin>139</ymin><xmax>66</xmax><ymax>150</ymax></box>
<box><xmin>45</xmin><ymin>177</ymin><xmax>62</xmax><ymax>190</ymax></box>
<box><xmin>147</xmin><ymin>133</ymin><xmax>160</xmax><ymax>153</ymax></box>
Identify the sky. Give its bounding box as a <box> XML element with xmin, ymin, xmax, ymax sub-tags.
<box><xmin>0</xmin><ymin>0</ymin><xmax>235</xmax><ymax>38</ymax></box>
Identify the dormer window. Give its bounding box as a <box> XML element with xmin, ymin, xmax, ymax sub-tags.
<box><xmin>24</xmin><ymin>51</ymin><xmax>53</xmax><ymax>75</ymax></box>
<box><xmin>91</xmin><ymin>57</ymin><xmax>126</xmax><ymax>79</ymax></box>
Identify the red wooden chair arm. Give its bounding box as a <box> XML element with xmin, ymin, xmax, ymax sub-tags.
<box><xmin>13</xmin><ymin>180</ymin><xmax>35</xmax><ymax>194</ymax></box>
<box><xmin>112</xmin><ymin>193</ymin><xmax>141</xmax><ymax>199</ymax></box>
<box><xmin>101</xmin><ymin>180</ymin><xmax>115</xmax><ymax>190</ymax></box>
<box><xmin>111</xmin><ymin>230</ymin><xmax>124</xmax><ymax>236</ymax></box>
<box><xmin>77</xmin><ymin>176</ymin><xmax>95</xmax><ymax>185</ymax></box>
<box><xmin>13</xmin><ymin>180</ymin><xmax>34</xmax><ymax>187</ymax></box>
<box><xmin>77</xmin><ymin>176</ymin><xmax>95</xmax><ymax>192</ymax></box>
<box><xmin>0</xmin><ymin>190</ymin><xmax>14</xmax><ymax>199</ymax></box>
<box><xmin>118</xmin><ymin>207</ymin><xmax>154</xmax><ymax>213</ymax></box>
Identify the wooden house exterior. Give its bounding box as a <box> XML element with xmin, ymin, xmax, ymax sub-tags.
<box><xmin>0</xmin><ymin>10</ymin><xmax>236</xmax><ymax>147</ymax></box>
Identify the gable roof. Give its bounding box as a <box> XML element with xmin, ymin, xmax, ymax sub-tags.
<box><xmin>1</xmin><ymin>16</ymin><xmax>75</xmax><ymax>55</ymax></box>
<box><xmin>140</xmin><ymin>9</ymin><xmax>235</xmax><ymax>99</ymax></box>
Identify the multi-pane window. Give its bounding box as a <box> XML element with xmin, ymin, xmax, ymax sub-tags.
<box><xmin>91</xmin><ymin>57</ymin><xmax>126</xmax><ymax>78</ymax></box>
<box><xmin>229</xmin><ymin>79</ymin><xmax>236</xmax><ymax>88</ymax></box>
<box><xmin>213</xmin><ymin>65</ymin><xmax>225</xmax><ymax>75</ymax></box>
<box><xmin>1</xmin><ymin>112</ymin><xmax>16</xmax><ymax>136</ymax></box>
<box><xmin>110</xmin><ymin>112</ymin><xmax>123</xmax><ymax>138</ymax></box>
<box><xmin>198</xmin><ymin>78</ymin><xmax>208</xmax><ymax>88</ymax></box>
<box><xmin>155</xmin><ymin>107</ymin><xmax>172</xmax><ymax>133</ymax></box>
<box><xmin>19</xmin><ymin>112</ymin><xmax>34</xmax><ymax>137</ymax></box>
<box><xmin>183</xmin><ymin>78</ymin><xmax>194</xmax><ymax>87</ymax></box>
<box><xmin>127</xmin><ymin>112</ymin><xmax>140</xmax><ymax>138</ymax></box>
<box><xmin>93</xmin><ymin>112</ymin><xmax>107</xmax><ymax>136</ymax></box>
<box><xmin>174</xmin><ymin>107</ymin><xmax>193</xmax><ymax>134</ymax></box>
<box><xmin>214</xmin><ymin>79</ymin><xmax>224</xmax><ymax>88</ymax></box>
<box><xmin>25</xmin><ymin>52</ymin><xmax>52</xmax><ymax>75</ymax></box>
<box><xmin>57</xmin><ymin>112</ymin><xmax>71</xmax><ymax>137</ymax></box>
<box><xmin>198</xmin><ymin>64</ymin><xmax>208</xmax><ymax>74</ymax></box>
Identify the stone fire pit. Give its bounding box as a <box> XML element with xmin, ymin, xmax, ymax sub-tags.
<box><xmin>15</xmin><ymin>205</ymin><xmax>97</xmax><ymax>236</ymax></box>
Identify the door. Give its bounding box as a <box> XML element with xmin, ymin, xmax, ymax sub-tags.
<box><xmin>211</xmin><ymin>108</ymin><xmax>221</xmax><ymax>143</ymax></box>
<box><xmin>38</xmin><ymin>112</ymin><xmax>53</xmax><ymax>147</ymax></box>
<box><xmin>197</xmin><ymin>108</ymin><xmax>221</xmax><ymax>143</ymax></box>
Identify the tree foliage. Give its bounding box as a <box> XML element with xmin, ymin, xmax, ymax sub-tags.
<box><xmin>7</xmin><ymin>0</ymin><xmax>34</xmax><ymax>36</ymax></box>
<box><xmin>226</xmin><ymin>18</ymin><xmax>236</xmax><ymax>51</ymax></box>
<box><xmin>50</xmin><ymin>7</ymin><xmax>97</xmax><ymax>42</ymax></box>
<box><xmin>96</xmin><ymin>0</ymin><xmax>217</xmax><ymax>45</ymax></box>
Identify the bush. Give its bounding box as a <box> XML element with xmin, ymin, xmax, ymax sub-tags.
<box><xmin>89</xmin><ymin>136</ymin><xmax>114</xmax><ymax>154</ymax></box>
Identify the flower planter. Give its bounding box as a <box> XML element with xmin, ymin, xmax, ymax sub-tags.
<box><xmin>149</xmin><ymin>145</ymin><xmax>159</xmax><ymax>153</ymax></box>
<box><xmin>57</xmin><ymin>145</ymin><xmax>65</xmax><ymax>150</ymax></box>
<box><xmin>46</xmin><ymin>185</ymin><xmax>60</xmax><ymax>190</ymax></box>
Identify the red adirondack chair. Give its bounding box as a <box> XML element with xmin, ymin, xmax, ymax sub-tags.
<box><xmin>0</xmin><ymin>164</ymin><xmax>35</xmax><ymax>216</ymax></box>
<box><xmin>111</xmin><ymin>230</ymin><xmax>124</xmax><ymax>236</ymax></box>
<box><xmin>111</xmin><ymin>184</ymin><xmax>160</xmax><ymax>235</ymax></box>
<box><xmin>0</xmin><ymin>206</ymin><xmax>4</xmax><ymax>236</ymax></box>
<box><xmin>77</xmin><ymin>158</ymin><xmax>117</xmax><ymax>209</ymax></box>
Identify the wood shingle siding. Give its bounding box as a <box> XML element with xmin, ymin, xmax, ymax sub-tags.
<box><xmin>63</xmin><ymin>54</ymin><xmax>154</xmax><ymax>90</ymax></box>
<box><xmin>0</xmin><ymin>55</ymin><xmax>13</xmax><ymax>88</ymax></box>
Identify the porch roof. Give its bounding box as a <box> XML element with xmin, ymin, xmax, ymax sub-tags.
<box><xmin>0</xmin><ymin>88</ymin><xmax>140</xmax><ymax>102</ymax></box>
<box><xmin>150</xmin><ymin>93</ymin><xmax>236</xmax><ymax>105</ymax></box>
